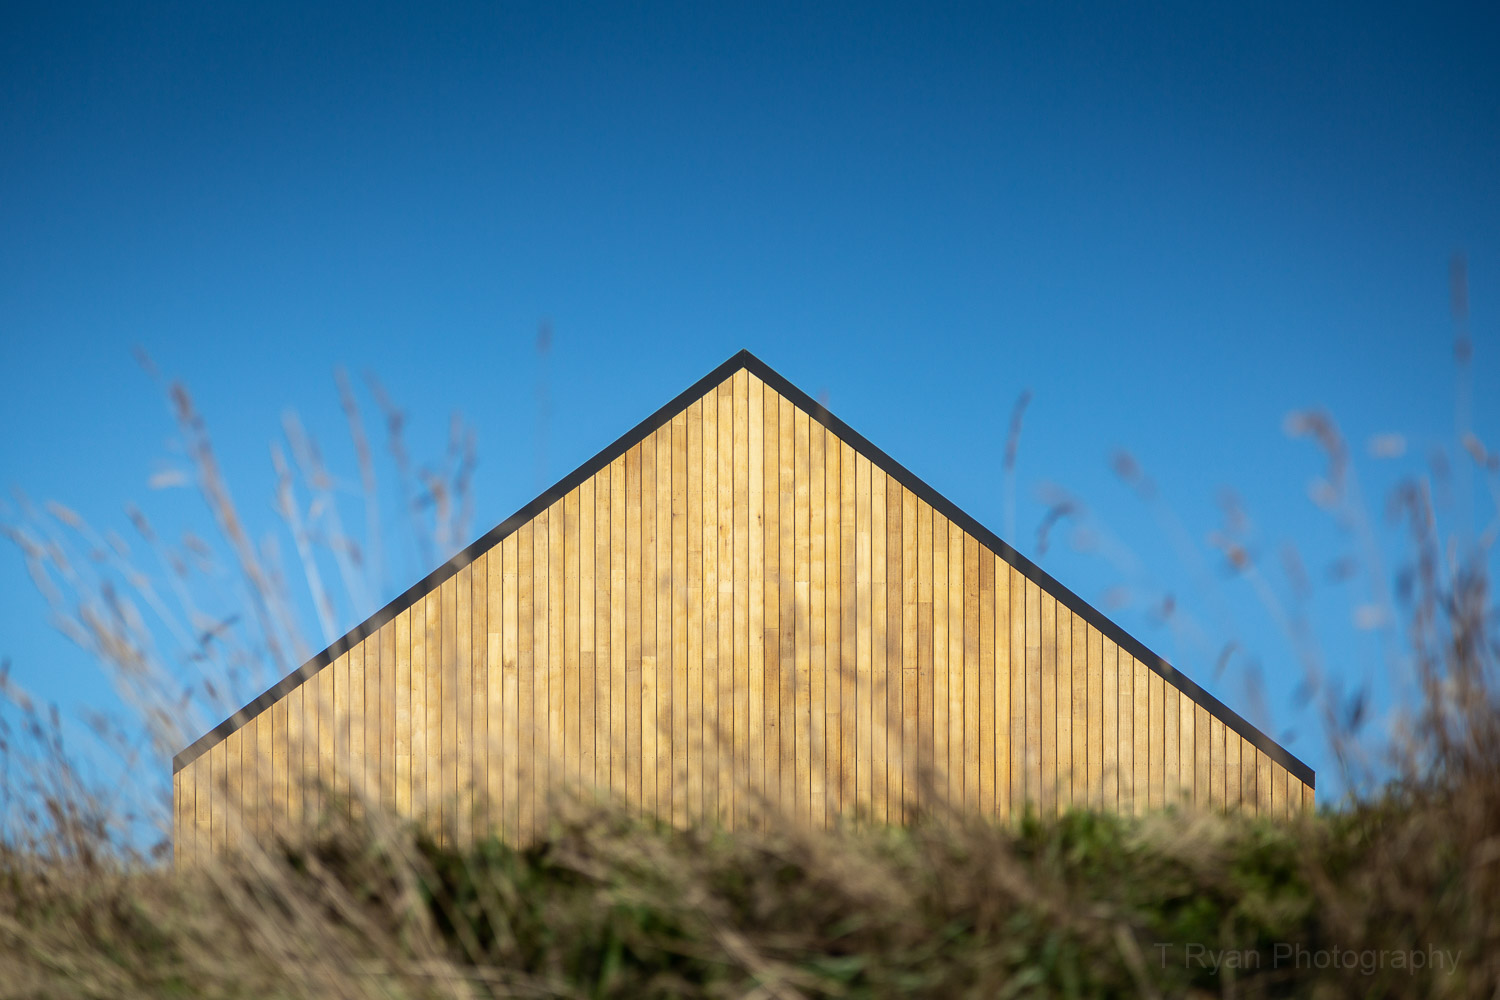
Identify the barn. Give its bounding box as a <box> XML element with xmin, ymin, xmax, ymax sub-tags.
<box><xmin>173</xmin><ymin>350</ymin><xmax>1313</xmax><ymax>860</ymax></box>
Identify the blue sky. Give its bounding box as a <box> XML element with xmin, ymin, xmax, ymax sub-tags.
<box><xmin>3</xmin><ymin>1</ymin><xmax>1497</xmax><ymax>819</ymax></box>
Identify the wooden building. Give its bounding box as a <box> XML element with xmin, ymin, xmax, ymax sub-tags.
<box><xmin>173</xmin><ymin>350</ymin><xmax>1313</xmax><ymax>859</ymax></box>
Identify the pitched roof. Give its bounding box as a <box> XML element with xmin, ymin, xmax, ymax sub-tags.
<box><xmin>175</xmin><ymin>349</ymin><xmax>1313</xmax><ymax>786</ymax></box>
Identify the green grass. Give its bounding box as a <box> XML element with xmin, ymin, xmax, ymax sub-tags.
<box><xmin>5</xmin><ymin>779</ymin><xmax>1495</xmax><ymax>998</ymax></box>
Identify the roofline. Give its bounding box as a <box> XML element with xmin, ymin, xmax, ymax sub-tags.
<box><xmin>175</xmin><ymin>349</ymin><xmax>1314</xmax><ymax>787</ymax></box>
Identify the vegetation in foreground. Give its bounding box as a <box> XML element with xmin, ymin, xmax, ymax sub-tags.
<box><xmin>2</xmin><ymin>748</ymin><xmax>1496</xmax><ymax>1000</ymax></box>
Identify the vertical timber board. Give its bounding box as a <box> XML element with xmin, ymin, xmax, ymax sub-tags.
<box><xmin>517</xmin><ymin>522</ymin><xmax>535</xmax><ymax>841</ymax></box>
<box><xmin>762</xmin><ymin>390</ymin><xmax>779</xmax><ymax>818</ymax></box>
<box><xmin>687</xmin><ymin>399</ymin><xmax>704</xmax><ymax>822</ymax></box>
<box><xmin>732</xmin><ymin>371</ymin><xmax>750</xmax><ymax>826</ymax></box>
<box><xmin>822</xmin><ymin>425</ymin><xmax>846</xmax><ymax>821</ymax></box>
<box><xmin>395</xmin><ymin>613</ymin><xmax>412</xmax><ymax>821</ymax></box>
<box><xmin>1008</xmin><ymin>565</ymin><xmax>1026</xmax><ymax>819</ymax></box>
<box><xmin>1055</xmin><ymin>603</ymin><xmax>1071</xmax><ymax>812</ymax></box>
<box><xmin>1148</xmin><ymin>670</ymin><xmax>1164</xmax><ymax>811</ymax></box>
<box><xmin>345</xmin><ymin>637</ymin><xmax>359</xmax><ymax>822</ymax></box>
<box><xmin>839</xmin><ymin>438</ymin><xmax>857</xmax><ymax>818</ymax></box>
<box><xmin>1133</xmin><ymin>656</ymin><xmax>1149</xmax><ymax>817</ymax></box>
<box><xmin>992</xmin><ymin>554</ymin><xmax>1009</xmax><ymax>821</ymax></box>
<box><xmin>1240</xmin><ymin>736</ymin><xmax>1258</xmax><ymax>815</ymax></box>
<box><xmin>901</xmin><ymin>489</ymin><xmax>918</xmax><ymax>822</ymax></box>
<box><xmin>383</xmin><ymin>605</ymin><xmax>398</xmax><ymax>816</ymax></box>
<box><xmin>503</xmin><ymin>531</ymin><xmax>522</xmax><ymax>841</ymax></box>
<box><xmin>425</xmin><ymin>589</ymin><xmax>443</xmax><ymax>836</ymax></box>
<box><xmin>410</xmin><ymin>615</ymin><xmax>426</xmax><ymax>824</ymax></box>
<box><xmin>1086</xmin><ymin>624</ymin><xmax>1102</xmax><ymax>810</ymax></box>
<box><xmin>444</xmin><ymin>573</ymin><xmax>461</xmax><ymax>843</ymax></box>
<box><xmin>625</xmin><ymin>446</ymin><xmax>642</xmax><ymax>816</ymax></box>
<box><xmin>793</xmin><ymin>407</ymin><xmax>812</xmax><ymax>823</ymax></box>
<box><xmin>947</xmin><ymin>521</ymin><xmax>964</xmax><ymax>810</ymax></box>
<box><xmin>331</xmin><ymin>652</ymin><xmax>349</xmax><ymax>820</ymax></box>
<box><xmin>871</xmin><ymin>466</ymin><xmax>889</xmax><ymax>822</ymax></box>
<box><xmin>304</xmin><ymin>675</ymin><xmax>320</xmax><ymax>831</ymax></box>
<box><xmin>1162</xmin><ymin>680</ymin><xmax>1179</xmax><ymax>810</ymax></box>
<box><xmin>641</xmin><ymin>429</ymin><xmax>659</xmax><ymax>821</ymax></box>
<box><xmin>808</xmin><ymin>420</ymin><xmax>826</xmax><ymax>827</ymax></box>
<box><xmin>364</xmin><ymin>629</ymin><xmax>380</xmax><ymax>821</ymax></box>
<box><xmin>548</xmin><ymin>499</ymin><xmax>566</xmax><ymax>828</ymax></box>
<box><xmin>318</xmin><ymin>658</ymin><xmax>336</xmax><ymax>823</ymax></box>
<box><xmin>225</xmin><ymin>728</ymin><xmax>242</xmax><ymax>852</ymax></box>
<box><xmin>563</xmin><ymin>491</ymin><xmax>580</xmax><ymax>796</ymax></box>
<box><xmin>716</xmin><ymin>379</ymin><xmax>735</xmax><ymax>826</ymax></box>
<box><xmin>349</xmin><ymin>632</ymin><xmax>367</xmax><ymax>822</ymax></box>
<box><xmin>287</xmin><ymin>682</ymin><xmax>303</xmax><ymax>831</ymax></box>
<box><xmin>855</xmin><ymin>451</ymin><xmax>872</xmax><ymax>816</ymax></box>
<box><xmin>589</xmin><ymin>466</ymin><xmax>608</xmax><ymax>797</ymax></box>
<box><xmin>779</xmin><ymin>396</ymin><xmax>798</xmax><ymax>820</ymax></box>
<box><xmin>1194</xmin><ymin>703</ymin><xmax>1211</xmax><ymax>811</ymax></box>
<box><xmin>1024</xmin><ymin>578</ymin><xmax>1042</xmax><ymax>816</ymax></box>
<box><xmin>1225</xmin><ymin>725</ymin><xmax>1241</xmax><ymax>812</ymax></box>
<box><xmin>886</xmin><ymin>478</ymin><xmax>906</xmax><ymax>822</ymax></box>
<box><xmin>487</xmin><ymin>545</ymin><xmax>503</xmax><ymax>831</ymax></box>
<box><xmin>270</xmin><ymin>687</ymin><xmax>287</xmax><ymax>838</ymax></box>
<box><xmin>824</xmin><ymin>428</ymin><xmax>841</xmax><ymax>822</ymax></box>
<box><xmin>1039</xmin><ymin>590</ymin><xmax>1055</xmax><ymax>817</ymax></box>
<box><xmin>1115</xmin><ymin>649</ymin><xmax>1132</xmax><ymax>816</ymax></box>
<box><xmin>635</xmin><ymin>436</ymin><xmax>654</xmax><ymax>819</ymax></box>
<box><xmin>672</xmin><ymin>410</ymin><xmax>689</xmax><ymax>826</ymax></box>
<box><xmin>932</xmin><ymin>510</ymin><xmax>949</xmax><ymax>807</ymax></box>
<box><xmin>471</xmin><ymin>552</ymin><xmax>489</xmax><ymax>833</ymax></box>
<box><xmin>610</xmin><ymin>457</ymin><xmax>627</xmax><ymax>807</ymax></box>
<box><xmin>173</xmin><ymin>768</ymin><xmax>189</xmax><ymax>866</ymax></box>
<box><xmin>251</xmin><ymin>714</ymin><xmax>269</xmax><ymax>841</ymax></box>
<box><xmin>211</xmin><ymin>739</ymin><xmax>227</xmax><ymax>853</ymax></box>
<box><xmin>916</xmin><ymin>501</ymin><xmax>932</xmax><ymax>810</ymax></box>
<box><xmin>747</xmin><ymin>387</ymin><xmax>764</xmax><ymax>823</ymax></box>
<box><xmin>964</xmin><ymin>533</ymin><xmax>982</xmax><ymax>813</ymax></box>
<box><xmin>194</xmin><ymin>755</ymin><xmax>211</xmax><ymax>858</ymax></box>
<box><xmin>1071</xmin><ymin>614</ymin><xmax>1089</xmax><ymax>812</ymax></box>
<box><xmin>1209</xmin><ymin>716</ymin><xmax>1226</xmax><ymax>812</ymax></box>
<box><xmin>455</xmin><ymin>564</ymin><xmax>473</xmax><ymax>846</ymax></box>
<box><xmin>705</xmin><ymin>389</ymin><xmax>723</xmax><ymax>821</ymax></box>
<box><xmin>1178</xmin><ymin>686</ymin><xmax>1195</xmax><ymax>809</ymax></box>
<box><xmin>578</xmin><ymin>482</ymin><xmax>594</xmax><ymax>795</ymax></box>
<box><xmin>657</xmin><ymin>423</ymin><xmax>675</xmax><ymax>824</ymax></box>
<box><xmin>1101</xmin><ymin>638</ymin><xmax>1118</xmax><ymax>813</ymax></box>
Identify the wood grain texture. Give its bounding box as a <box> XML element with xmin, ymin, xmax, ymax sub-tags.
<box><xmin>1009</xmin><ymin>565</ymin><xmax>1026</xmax><ymax>817</ymax></box>
<box><xmin>781</xmin><ymin>397</ymin><xmax>799</xmax><ymax>820</ymax></box>
<box><xmin>687</xmin><ymin>399</ymin><xmax>704</xmax><ymax>823</ymax></box>
<box><xmin>870</xmin><ymin>465</ymin><xmax>888</xmax><ymax>822</ymax></box>
<box><xmin>1055</xmin><ymin>602</ymin><xmax>1071</xmax><ymax>812</ymax></box>
<box><xmin>901</xmin><ymin>488</ymin><xmax>918</xmax><ymax>821</ymax></box>
<box><xmin>1070</xmin><ymin>611</ymin><xmax>1087</xmax><ymax>811</ymax></box>
<box><xmin>178</xmin><ymin>367</ymin><xmax>1311</xmax><ymax>857</ymax></box>
<box><xmin>993</xmin><ymin>556</ymin><xmax>1010</xmax><ymax>820</ymax></box>
<box><xmin>932</xmin><ymin>510</ymin><xmax>949</xmax><ymax>806</ymax></box>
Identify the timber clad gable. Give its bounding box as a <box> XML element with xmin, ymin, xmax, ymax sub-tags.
<box><xmin>174</xmin><ymin>350</ymin><xmax>1313</xmax><ymax>860</ymax></box>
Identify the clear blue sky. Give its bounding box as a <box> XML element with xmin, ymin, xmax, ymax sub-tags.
<box><xmin>3</xmin><ymin>1</ymin><xmax>1496</xmax><ymax>815</ymax></box>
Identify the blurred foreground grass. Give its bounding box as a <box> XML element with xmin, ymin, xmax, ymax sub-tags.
<box><xmin>2</xmin><ymin>766</ymin><xmax>1496</xmax><ymax>998</ymax></box>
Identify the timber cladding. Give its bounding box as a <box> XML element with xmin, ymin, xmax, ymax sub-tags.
<box><xmin>173</xmin><ymin>351</ymin><xmax>1313</xmax><ymax>860</ymax></box>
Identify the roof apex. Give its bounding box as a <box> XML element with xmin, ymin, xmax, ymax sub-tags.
<box><xmin>175</xmin><ymin>349</ymin><xmax>1314</xmax><ymax>787</ymax></box>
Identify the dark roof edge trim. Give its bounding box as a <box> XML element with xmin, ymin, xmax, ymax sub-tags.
<box><xmin>175</xmin><ymin>349</ymin><xmax>1314</xmax><ymax>788</ymax></box>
